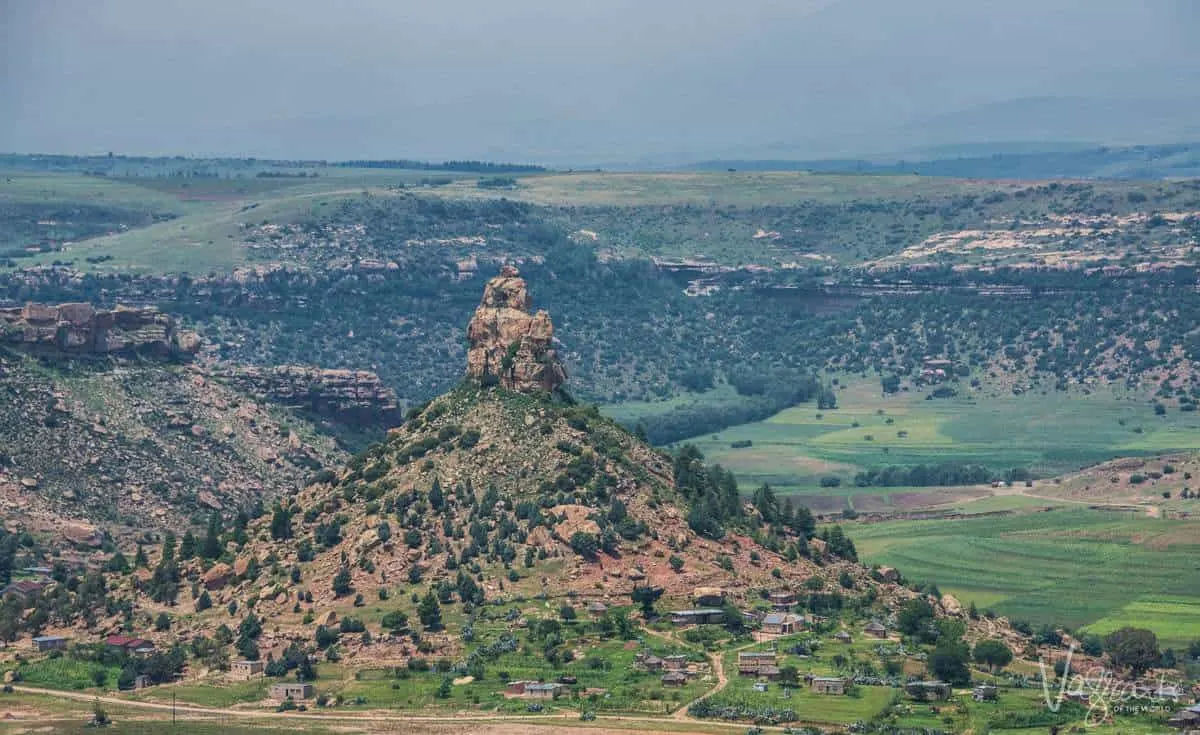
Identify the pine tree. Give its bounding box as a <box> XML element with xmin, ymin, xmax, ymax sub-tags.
<box><xmin>201</xmin><ymin>513</ymin><xmax>222</xmax><ymax>559</ymax></box>
<box><xmin>270</xmin><ymin>505</ymin><xmax>293</xmax><ymax>541</ymax></box>
<box><xmin>134</xmin><ymin>543</ymin><xmax>148</xmax><ymax>568</ymax></box>
<box><xmin>332</xmin><ymin>567</ymin><xmax>353</xmax><ymax>597</ymax></box>
<box><xmin>161</xmin><ymin>531</ymin><xmax>177</xmax><ymax>563</ymax></box>
<box><xmin>179</xmin><ymin>531</ymin><xmax>196</xmax><ymax>560</ymax></box>
<box><xmin>429</xmin><ymin>478</ymin><xmax>444</xmax><ymax>511</ymax></box>
<box><xmin>418</xmin><ymin>589</ymin><xmax>442</xmax><ymax>631</ymax></box>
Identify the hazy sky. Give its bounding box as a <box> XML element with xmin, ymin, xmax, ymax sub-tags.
<box><xmin>3</xmin><ymin>0</ymin><xmax>1199</xmax><ymax>163</ymax></box>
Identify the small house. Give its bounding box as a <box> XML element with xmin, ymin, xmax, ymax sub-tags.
<box><xmin>752</xmin><ymin>681</ymin><xmax>769</xmax><ymax>692</ymax></box>
<box><xmin>270</xmin><ymin>682</ymin><xmax>315</xmax><ymax>700</ymax></box>
<box><xmin>524</xmin><ymin>683</ymin><xmax>561</xmax><ymax>700</ymax></box>
<box><xmin>905</xmin><ymin>681</ymin><xmax>952</xmax><ymax>701</ymax></box>
<box><xmin>762</xmin><ymin>612</ymin><xmax>802</xmax><ymax>636</ymax></box>
<box><xmin>663</xmin><ymin>655</ymin><xmax>688</xmax><ymax>671</ymax></box>
<box><xmin>834</xmin><ymin>631</ymin><xmax>852</xmax><ymax>643</ymax></box>
<box><xmin>864</xmin><ymin>621</ymin><xmax>888</xmax><ymax>639</ymax></box>
<box><xmin>737</xmin><ymin>651</ymin><xmax>777</xmax><ymax>676</ymax></box>
<box><xmin>586</xmin><ymin>601</ymin><xmax>608</xmax><ymax>617</ymax></box>
<box><xmin>768</xmin><ymin>591</ymin><xmax>796</xmax><ymax>609</ymax></box>
<box><xmin>662</xmin><ymin>672</ymin><xmax>687</xmax><ymax>687</ymax></box>
<box><xmin>972</xmin><ymin>684</ymin><xmax>998</xmax><ymax>702</ymax></box>
<box><xmin>670</xmin><ymin>608</ymin><xmax>725</xmax><ymax>626</ymax></box>
<box><xmin>557</xmin><ymin>675</ymin><xmax>577</xmax><ymax>685</ymax></box>
<box><xmin>811</xmin><ymin>676</ymin><xmax>846</xmax><ymax>695</ymax></box>
<box><xmin>105</xmin><ymin>635</ymin><xmax>155</xmax><ymax>654</ymax></box>
<box><xmin>231</xmin><ymin>660</ymin><xmax>266</xmax><ymax>680</ymax></box>
<box><xmin>133</xmin><ymin>675</ymin><xmax>152</xmax><ymax>690</ymax></box>
<box><xmin>32</xmin><ymin>635</ymin><xmax>68</xmax><ymax>652</ymax></box>
<box><xmin>642</xmin><ymin>655</ymin><xmax>665</xmax><ymax>671</ymax></box>
<box><xmin>1168</xmin><ymin>705</ymin><xmax>1200</xmax><ymax>730</ymax></box>
<box><xmin>758</xmin><ymin>665</ymin><xmax>781</xmax><ymax>681</ymax></box>
<box><xmin>505</xmin><ymin>680</ymin><xmax>531</xmax><ymax>695</ymax></box>
<box><xmin>692</xmin><ymin>587</ymin><xmax>725</xmax><ymax>606</ymax></box>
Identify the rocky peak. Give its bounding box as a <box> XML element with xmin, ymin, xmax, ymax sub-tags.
<box><xmin>465</xmin><ymin>266</ymin><xmax>566</xmax><ymax>393</ymax></box>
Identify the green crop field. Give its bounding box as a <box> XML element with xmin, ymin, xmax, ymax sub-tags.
<box><xmin>845</xmin><ymin>508</ymin><xmax>1200</xmax><ymax>645</ymax></box>
<box><xmin>644</xmin><ymin>378</ymin><xmax>1200</xmax><ymax>496</ymax></box>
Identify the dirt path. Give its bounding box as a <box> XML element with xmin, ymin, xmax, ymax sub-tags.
<box><xmin>10</xmin><ymin>684</ymin><xmax>744</xmax><ymax>733</ymax></box>
<box><xmin>667</xmin><ymin>637</ymin><xmax>756</xmax><ymax>720</ymax></box>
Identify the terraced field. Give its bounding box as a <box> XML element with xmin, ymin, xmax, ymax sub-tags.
<box><xmin>846</xmin><ymin>508</ymin><xmax>1200</xmax><ymax>645</ymax></box>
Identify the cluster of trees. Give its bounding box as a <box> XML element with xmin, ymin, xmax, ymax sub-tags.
<box><xmin>853</xmin><ymin>463</ymin><xmax>996</xmax><ymax>488</ymax></box>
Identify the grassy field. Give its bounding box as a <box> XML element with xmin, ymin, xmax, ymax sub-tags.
<box><xmin>434</xmin><ymin>170</ymin><xmax>1021</xmax><ymax>207</ymax></box>
<box><xmin>0</xmin><ymin>169</ymin><xmax>469</xmax><ymax>274</ymax></box>
<box><xmin>845</xmin><ymin>508</ymin><xmax>1200</xmax><ymax>645</ymax></box>
<box><xmin>625</xmin><ymin>378</ymin><xmax>1200</xmax><ymax>498</ymax></box>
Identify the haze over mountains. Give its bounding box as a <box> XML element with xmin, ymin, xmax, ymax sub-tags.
<box><xmin>3</xmin><ymin>0</ymin><xmax>1199</xmax><ymax>166</ymax></box>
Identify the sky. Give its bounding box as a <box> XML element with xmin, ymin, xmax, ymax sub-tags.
<box><xmin>3</xmin><ymin>0</ymin><xmax>1199</xmax><ymax>165</ymax></box>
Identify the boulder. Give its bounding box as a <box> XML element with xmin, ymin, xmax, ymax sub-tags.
<box><xmin>62</xmin><ymin>522</ymin><xmax>103</xmax><ymax>548</ymax></box>
<box><xmin>940</xmin><ymin>593</ymin><xmax>963</xmax><ymax>616</ymax></box>
<box><xmin>203</xmin><ymin>563</ymin><xmax>233</xmax><ymax>590</ymax></box>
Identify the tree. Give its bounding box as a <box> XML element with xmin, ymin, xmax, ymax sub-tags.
<box><xmin>331</xmin><ymin>567</ymin><xmax>353</xmax><ymax>597</ymax></box>
<box><xmin>429</xmin><ymin>478</ymin><xmax>445</xmax><ymax>511</ymax></box>
<box><xmin>930</xmin><ymin>638</ymin><xmax>972</xmax><ymax>685</ymax></box>
<box><xmin>201</xmin><ymin>514</ymin><xmax>222</xmax><ymax>559</ymax></box>
<box><xmin>154</xmin><ymin>613</ymin><xmax>171</xmax><ymax>631</ymax></box>
<box><xmin>779</xmin><ymin>665</ymin><xmax>800</xmax><ymax>686</ymax></box>
<box><xmin>418</xmin><ymin>590</ymin><xmax>442</xmax><ymax>631</ymax></box>
<box><xmin>752</xmin><ymin>483</ymin><xmax>779</xmax><ymax>524</ymax></box>
<box><xmin>133</xmin><ymin>544</ymin><xmax>148</xmax><ymax>568</ymax></box>
<box><xmin>569</xmin><ymin>532</ymin><xmax>599</xmax><ymax>560</ymax></box>
<box><xmin>1080</xmin><ymin>634</ymin><xmax>1104</xmax><ymax>657</ymax></box>
<box><xmin>381</xmin><ymin>610</ymin><xmax>409</xmax><ymax>634</ymax></box>
<box><xmin>973</xmin><ymin>639</ymin><xmax>1013</xmax><ymax>672</ymax></box>
<box><xmin>435</xmin><ymin>676</ymin><xmax>452</xmax><ymax>698</ymax></box>
<box><xmin>195</xmin><ymin>591</ymin><xmax>212</xmax><ymax>612</ymax></box>
<box><xmin>559</xmin><ymin>605</ymin><xmax>577</xmax><ymax>622</ymax></box>
<box><xmin>161</xmin><ymin>532</ymin><xmax>176</xmax><ymax>563</ymax></box>
<box><xmin>897</xmin><ymin>598</ymin><xmax>936</xmax><ymax>637</ymax></box>
<box><xmin>1104</xmin><ymin>627</ymin><xmax>1160</xmax><ymax>677</ymax></box>
<box><xmin>270</xmin><ymin>505</ymin><xmax>293</xmax><ymax>541</ymax></box>
<box><xmin>668</xmin><ymin>555</ymin><xmax>684</xmax><ymax>572</ymax></box>
<box><xmin>178</xmin><ymin>532</ymin><xmax>196</xmax><ymax>560</ymax></box>
<box><xmin>631</xmin><ymin>586</ymin><xmax>664</xmax><ymax>618</ymax></box>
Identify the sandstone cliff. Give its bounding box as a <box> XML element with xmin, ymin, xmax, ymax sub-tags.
<box><xmin>218</xmin><ymin>366</ymin><xmax>401</xmax><ymax>426</ymax></box>
<box><xmin>465</xmin><ymin>266</ymin><xmax>566</xmax><ymax>393</ymax></box>
<box><xmin>0</xmin><ymin>303</ymin><xmax>200</xmax><ymax>358</ymax></box>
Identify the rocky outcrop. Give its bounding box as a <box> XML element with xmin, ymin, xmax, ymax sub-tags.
<box><xmin>219</xmin><ymin>366</ymin><xmax>401</xmax><ymax>426</ymax></box>
<box><xmin>0</xmin><ymin>303</ymin><xmax>199</xmax><ymax>359</ymax></box>
<box><xmin>465</xmin><ymin>266</ymin><xmax>566</xmax><ymax>393</ymax></box>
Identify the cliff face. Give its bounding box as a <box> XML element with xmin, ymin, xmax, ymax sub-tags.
<box><xmin>0</xmin><ymin>303</ymin><xmax>200</xmax><ymax>358</ymax></box>
<box><xmin>465</xmin><ymin>266</ymin><xmax>566</xmax><ymax>393</ymax></box>
<box><xmin>219</xmin><ymin>366</ymin><xmax>401</xmax><ymax>426</ymax></box>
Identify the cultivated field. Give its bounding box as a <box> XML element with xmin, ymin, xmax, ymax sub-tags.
<box><xmin>846</xmin><ymin>508</ymin><xmax>1200</xmax><ymax>645</ymax></box>
<box><xmin>632</xmin><ymin>378</ymin><xmax>1200</xmax><ymax>504</ymax></box>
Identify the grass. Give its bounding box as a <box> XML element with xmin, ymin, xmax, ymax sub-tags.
<box><xmin>0</xmin><ymin>169</ymin><xmax>462</xmax><ymax>274</ymax></box>
<box><xmin>1083</xmin><ymin>596</ymin><xmax>1200</xmax><ymax>646</ymax></box>
<box><xmin>132</xmin><ymin>679</ymin><xmax>271</xmax><ymax>707</ymax></box>
<box><xmin>845</xmin><ymin>508</ymin><xmax>1200</xmax><ymax>644</ymax></box>
<box><xmin>657</xmin><ymin>378</ymin><xmax>1200</xmax><ymax>492</ymax></box>
<box><xmin>4</xmin><ymin>656</ymin><xmax>119</xmax><ymax>690</ymax></box>
<box><xmin>445</xmin><ymin>171</ymin><xmax>1021</xmax><ymax>207</ymax></box>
